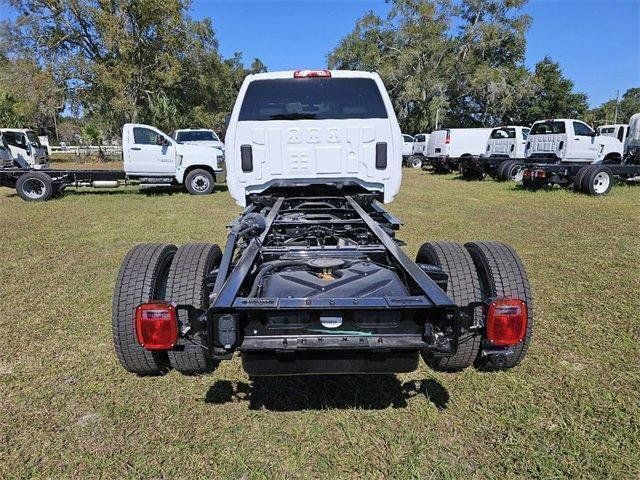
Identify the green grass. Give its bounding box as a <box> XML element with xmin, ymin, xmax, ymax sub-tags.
<box><xmin>1</xmin><ymin>168</ymin><xmax>639</xmax><ymax>479</ymax></box>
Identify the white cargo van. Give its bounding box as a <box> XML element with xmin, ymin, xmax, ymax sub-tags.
<box><xmin>596</xmin><ymin>124</ymin><xmax>628</xmax><ymax>145</ymax></box>
<box><xmin>0</xmin><ymin>128</ymin><xmax>49</xmax><ymax>169</ymax></box>
<box><xmin>526</xmin><ymin>119</ymin><xmax>623</xmax><ymax>163</ymax></box>
<box><xmin>172</xmin><ymin>128</ymin><xmax>225</xmax><ymax>151</ymax></box>
<box><xmin>484</xmin><ymin>126</ymin><xmax>530</xmax><ymax>158</ymax></box>
<box><xmin>224</xmin><ymin>69</ymin><xmax>402</xmax><ymax>207</ymax></box>
<box><xmin>425</xmin><ymin>128</ymin><xmax>492</xmax><ymax>172</ymax></box>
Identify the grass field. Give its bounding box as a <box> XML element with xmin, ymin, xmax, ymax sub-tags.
<box><xmin>1</xmin><ymin>166</ymin><xmax>639</xmax><ymax>479</ymax></box>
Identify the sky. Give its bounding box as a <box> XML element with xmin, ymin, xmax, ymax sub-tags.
<box><xmin>0</xmin><ymin>0</ymin><xmax>638</xmax><ymax>107</ymax></box>
<box><xmin>191</xmin><ymin>0</ymin><xmax>640</xmax><ymax>107</ymax></box>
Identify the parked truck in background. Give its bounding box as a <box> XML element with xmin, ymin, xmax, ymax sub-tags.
<box><xmin>423</xmin><ymin>128</ymin><xmax>493</xmax><ymax>173</ymax></box>
<box><xmin>596</xmin><ymin>124</ymin><xmax>628</xmax><ymax>145</ymax></box>
<box><xmin>171</xmin><ymin>128</ymin><xmax>225</xmax><ymax>151</ymax></box>
<box><xmin>111</xmin><ymin>69</ymin><xmax>533</xmax><ymax>379</ymax></box>
<box><xmin>402</xmin><ymin>134</ymin><xmax>414</xmax><ymax>163</ymax></box>
<box><xmin>405</xmin><ymin>133</ymin><xmax>429</xmax><ymax>169</ymax></box>
<box><xmin>459</xmin><ymin>126</ymin><xmax>531</xmax><ymax>181</ymax></box>
<box><xmin>0</xmin><ymin>123</ymin><xmax>225</xmax><ymax>201</ymax></box>
<box><xmin>522</xmin><ymin>115</ymin><xmax>640</xmax><ymax>195</ymax></box>
<box><xmin>0</xmin><ymin>132</ymin><xmax>14</xmax><ymax>168</ymax></box>
<box><xmin>0</xmin><ymin>128</ymin><xmax>49</xmax><ymax>170</ymax></box>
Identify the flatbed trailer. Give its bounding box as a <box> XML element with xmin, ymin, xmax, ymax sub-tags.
<box><xmin>0</xmin><ymin>167</ymin><xmax>187</xmax><ymax>201</ymax></box>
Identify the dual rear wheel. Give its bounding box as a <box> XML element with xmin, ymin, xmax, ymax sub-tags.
<box><xmin>417</xmin><ymin>241</ymin><xmax>533</xmax><ymax>372</ymax></box>
<box><xmin>112</xmin><ymin>243</ymin><xmax>221</xmax><ymax>376</ymax></box>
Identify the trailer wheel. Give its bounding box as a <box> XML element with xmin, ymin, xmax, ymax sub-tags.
<box><xmin>573</xmin><ymin>166</ymin><xmax>591</xmax><ymax>192</ymax></box>
<box><xmin>166</xmin><ymin>243</ymin><xmax>222</xmax><ymax>375</ymax></box>
<box><xmin>497</xmin><ymin>160</ymin><xmax>524</xmax><ymax>182</ymax></box>
<box><xmin>112</xmin><ymin>243</ymin><xmax>177</xmax><ymax>375</ymax></box>
<box><xmin>464</xmin><ymin>242</ymin><xmax>533</xmax><ymax>371</ymax></box>
<box><xmin>15</xmin><ymin>171</ymin><xmax>53</xmax><ymax>202</ymax></box>
<box><xmin>582</xmin><ymin>166</ymin><xmax>613</xmax><ymax>196</ymax></box>
<box><xmin>416</xmin><ymin>242</ymin><xmax>483</xmax><ymax>372</ymax></box>
<box><xmin>409</xmin><ymin>156</ymin><xmax>423</xmax><ymax>169</ymax></box>
<box><xmin>185</xmin><ymin>169</ymin><xmax>215</xmax><ymax>195</ymax></box>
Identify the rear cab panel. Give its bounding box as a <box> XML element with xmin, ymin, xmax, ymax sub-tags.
<box><xmin>225</xmin><ymin>70</ymin><xmax>402</xmax><ymax>207</ymax></box>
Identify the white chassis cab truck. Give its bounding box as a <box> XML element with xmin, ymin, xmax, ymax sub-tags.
<box><xmin>0</xmin><ymin>123</ymin><xmax>225</xmax><ymax>201</ymax></box>
<box><xmin>171</xmin><ymin>128</ymin><xmax>225</xmax><ymax>151</ymax></box>
<box><xmin>0</xmin><ymin>128</ymin><xmax>49</xmax><ymax>169</ymax></box>
<box><xmin>423</xmin><ymin>128</ymin><xmax>493</xmax><ymax>172</ymax></box>
<box><xmin>459</xmin><ymin>126</ymin><xmax>530</xmax><ymax>181</ymax></box>
<box><xmin>111</xmin><ymin>69</ymin><xmax>534</xmax><ymax>379</ymax></box>
<box><xmin>406</xmin><ymin>133</ymin><xmax>430</xmax><ymax>169</ymax></box>
<box><xmin>596</xmin><ymin>124</ymin><xmax>628</xmax><ymax>145</ymax></box>
<box><xmin>522</xmin><ymin>115</ymin><xmax>640</xmax><ymax>195</ymax></box>
<box><xmin>401</xmin><ymin>134</ymin><xmax>414</xmax><ymax>163</ymax></box>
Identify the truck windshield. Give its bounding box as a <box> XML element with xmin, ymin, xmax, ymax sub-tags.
<box><xmin>26</xmin><ymin>131</ymin><xmax>42</xmax><ymax>147</ymax></box>
<box><xmin>238</xmin><ymin>78</ymin><xmax>388</xmax><ymax>121</ymax></box>
<box><xmin>530</xmin><ymin>121</ymin><xmax>566</xmax><ymax>135</ymax></box>
<box><xmin>177</xmin><ymin>131</ymin><xmax>219</xmax><ymax>142</ymax></box>
<box><xmin>490</xmin><ymin>128</ymin><xmax>516</xmax><ymax>139</ymax></box>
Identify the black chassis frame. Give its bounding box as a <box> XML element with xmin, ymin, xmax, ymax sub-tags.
<box><xmin>428</xmin><ymin>155</ymin><xmax>559</xmax><ymax>179</ymax></box>
<box><xmin>521</xmin><ymin>151</ymin><xmax>640</xmax><ymax>188</ymax></box>
<box><xmin>0</xmin><ymin>167</ymin><xmax>128</xmax><ymax>190</ymax></box>
<box><xmin>176</xmin><ymin>191</ymin><xmax>485</xmax><ymax>375</ymax></box>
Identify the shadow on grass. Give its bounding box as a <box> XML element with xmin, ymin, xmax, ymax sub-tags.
<box><xmin>204</xmin><ymin>375</ymin><xmax>449</xmax><ymax>411</ymax></box>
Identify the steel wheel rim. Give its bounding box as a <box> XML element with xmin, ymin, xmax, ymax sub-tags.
<box><xmin>593</xmin><ymin>172</ymin><xmax>610</xmax><ymax>194</ymax></box>
<box><xmin>511</xmin><ymin>166</ymin><xmax>524</xmax><ymax>182</ymax></box>
<box><xmin>22</xmin><ymin>178</ymin><xmax>46</xmax><ymax>199</ymax></box>
<box><xmin>191</xmin><ymin>175</ymin><xmax>210</xmax><ymax>192</ymax></box>
<box><xmin>411</xmin><ymin>158</ymin><xmax>422</xmax><ymax>169</ymax></box>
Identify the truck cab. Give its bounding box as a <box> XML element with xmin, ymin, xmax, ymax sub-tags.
<box><xmin>122</xmin><ymin>123</ymin><xmax>225</xmax><ymax>195</ymax></box>
<box><xmin>412</xmin><ymin>133</ymin><xmax>430</xmax><ymax>156</ymax></box>
<box><xmin>224</xmin><ymin>70</ymin><xmax>402</xmax><ymax>206</ymax></box>
<box><xmin>596</xmin><ymin>124</ymin><xmax>628</xmax><ymax>145</ymax></box>
<box><xmin>484</xmin><ymin>126</ymin><xmax>530</xmax><ymax>158</ymax></box>
<box><xmin>526</xmin><ymin>119</ymin><xmax>623</xmax><ymax>164</ymax></box>
<box><xmin>171</xmin><ymin>128</ymin><xmax>225</xmax><ymax>151</ymax></box>
<box><xmin>0</xmin><ymin>128</ymin><xmax>49</xmax><ymax>169</ymax></box>
<box><xmin>402</xmin><ymin>134</ymin><xmax>414</xmax><ymax>160</ymax></box>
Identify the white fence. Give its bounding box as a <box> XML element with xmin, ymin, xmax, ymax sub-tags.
<box><xmin>50</xmin><ymin>145</ymin><xmax>122</xmax><ymax>156</ymax></box>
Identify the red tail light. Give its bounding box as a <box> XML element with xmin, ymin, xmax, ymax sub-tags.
<box><xmin>445</xmin><ymin>131</ymin><xmax>451</xmax><ymax>144</ymax></box>
<box><xmin>294</xmin><ymin>70</ymin><xmax>331</xmax><ymax>78</ymax></box>
<box><xmin>486</xmin><ymin>299</ymin><xmax>527</xmax><ymax>346</ymax></box>
<box><xmin>135</xmin><ymin>302</ymin><xmax>178</xmax><ymax>350</ymax></box>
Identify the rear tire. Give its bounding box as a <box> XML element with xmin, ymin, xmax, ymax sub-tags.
<box><xmin>582</xmin><ymin>165</ymin><xmax>613</xmax><ymax>195</ymax></box>
<box><xmin>574</xmin><ymin>166</ymin><xmax>591</xmax><ymax>192</ymax></box>
<box><xmin>112</xmin><ymin>243</ymin><xmax>176</xmax><ymax>375</ymax></box>
<box><xmin>185</xmin><ymin>169</ymin><xmax>215</xmax><ymax>195</ymax></box>
<box><xmin>409</xmin><ymin>156</ymin><xmax>423</xmax><ymax>169</ymax></box>
<box><xmin>498</xmin><ymin>160</ymin><xmax>524</xmax><ymax>182</ymax></box>
<box><xmin>417</xmin><ymin>242</ymin><xmax>482</xmax><ymax>372</ymax></box>
<box><xmin>464</xmin><ymin>242</ymin><xmax>533</xmax><ymax>371</ymax></box>
<box><xmin>166</xmin><ymin>243</ymin><xmax>222</xmax><ymax>375</ymax></box>
<box><xmin>16</xmin><ymin>171</ymin><xmax>53</xmax><ymax>202</ymax></box>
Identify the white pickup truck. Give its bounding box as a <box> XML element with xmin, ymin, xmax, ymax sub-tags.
<box><xmin>171</xmin><ymin>128</ymin><xmax>225</xmax><ymax>151</ymax></box>
<box><xmin>1</xmin><ymin>123</ymin><xmax>225</xmax><ymax>201</ymax></box>
<box><xmin>596</xmin><ymin>124</ymin><xmax>628</xmax><ymax>145</ymax></box>
<box><xmin>526</xmin><ymin>119</ymin><xmax>623</xmax><ymax>163</ymax></box>
<box><xmin>0</xmin><ymin>128</ymin><xmax>49</xmax><ymax>169</ymax></box>
<box><xmin>424</xmin><ymin>128</ymin><xmax>493</xmax><ymax>172</ymax></box>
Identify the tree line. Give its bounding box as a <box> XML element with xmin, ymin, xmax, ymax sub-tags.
<box><xmin>0</xmin><ymin>0</ymin><xmax>637</xmax><ymax>143</ymax></box>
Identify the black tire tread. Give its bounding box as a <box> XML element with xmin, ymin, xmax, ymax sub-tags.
<box><xmin>166</xmin><ymin>243</ymin><xmax>221</xmax><ymax>374</ymax></box>
<box><xmin>417</xmin><ymin>242</ymin><xmax>482</xmax><ymax>372</ymax></box>
<box><xmin>464</xmin><ymin>241</ymin><xmax>533</xmax><ymax>371</ymax></box>
<box><xmin>185</xmin><ymin>169</ymin><xmax>215</xmax><ymax>195</ymax></box>
<box><xmin>16</xmin><ymin>171</ymin><xmax>54</xmax><ymax>202</ymax></box>
<box><xmin>112</xmin><ymin>243</ymin><xmax>176</xmax><ymax>375</ymax></box>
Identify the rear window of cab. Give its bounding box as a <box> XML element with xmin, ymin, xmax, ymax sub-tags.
<box><xmin>531</xmin><ymin>121</ymin><xmax>566</xmax><ymax>135</ymax></box>
<box><xmin>490</xmin><ymin>128</ymin><xmax>516</xmax><ymax>139</ymax></box>
<box><xmin>238</xmin><ymin>78</ymin><xmax>388</xmax><ymax>121</ymax></box>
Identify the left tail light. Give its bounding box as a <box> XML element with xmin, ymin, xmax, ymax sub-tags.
<box><xmin>486</xmin><ymin>298</ymin><xmax>527</xmax><ymax>346</ymax></box>
<box><xmin>135</xmin><ymin>302</ymin><xmax>178</xmax><ymax>350</ymax></box>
